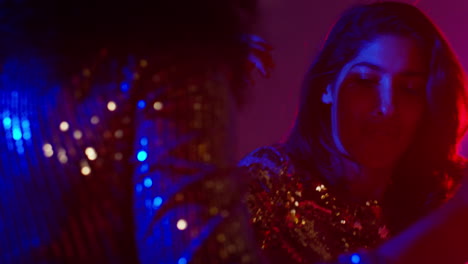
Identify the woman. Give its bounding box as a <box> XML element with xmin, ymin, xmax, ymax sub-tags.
<box><xmin>240</xmin><ymin>2</ymin><xmax>468</xmax><ymax>263</ymax></box>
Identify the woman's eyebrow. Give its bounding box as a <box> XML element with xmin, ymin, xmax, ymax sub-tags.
<box><xmin>350</xmin><ymin>62</ymin><xmax>426</xmax><ymax>77</ymax></box>
<box><xmin>350</xmin><ymin>62</ymin><xmax>383</xmax><ymax>72</ymax></box>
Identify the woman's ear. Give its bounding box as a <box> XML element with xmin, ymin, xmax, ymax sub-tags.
<box><xmin>321</xmin><ymin>84</ymin><xmax>333</xmax><ymax>104</ymax></box>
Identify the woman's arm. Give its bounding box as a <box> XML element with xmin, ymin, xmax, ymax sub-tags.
<box><xmin>375</xmin><ymin>177</ymin><xmax>468</xmax><ymax>264</ymax></box>
<box><xmin>336</xmin><ymin>176</ymin><xmax>468</xmax><ymax>264</ymax></box>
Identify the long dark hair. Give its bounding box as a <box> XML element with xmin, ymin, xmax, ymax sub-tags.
<box><xmin>285</xmin><ymin>1</ymin><xmax>467</xmax><ymax>233</ymax></box>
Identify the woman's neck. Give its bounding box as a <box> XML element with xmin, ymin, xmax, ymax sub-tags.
<box><xmin>340</xmin><ymin>158</ymin><xmax>393</xmax><ymax>202</ymax></box>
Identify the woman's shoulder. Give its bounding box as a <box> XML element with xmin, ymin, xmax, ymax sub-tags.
<box><xmin>238</xmin><ymin>144</ymin><xmax>296</xmax><ymax>180</ymax></box>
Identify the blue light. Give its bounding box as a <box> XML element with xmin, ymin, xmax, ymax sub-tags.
<box><xmin>3</xmin><ymin>117</ymin><xmax>12</xmax><ymax>129</ymax></box>
<box><xmin>153</xmin><ymin>196</ymin><xmax>163</xmax><ymax>207</ymax></box>
<box><xmin>17</xmin><ymin>146</ymin><xmax>24</xmax><ymax>154</ymax></box>
<box><xmin>140</xmin><ymin>137</ymin><xmax>148</xmax><ymax>146</ymax></box>
<box><xmin>16</xmin><ymin>140</ymin><xmax>24</xmax><ymax>154</ymax></box>
<box><xmin>178</xmin><ymin>258</ymin><xmax>187</xmax><ymax>264</ymax></box>
<box><xmin>21</xmin><ymin>119</ymin><xmax>31</xmax><ymax>140</ymax></box>
<box><xmin>137</xmin><ymin>100</ymin><xmax>146</xmax><ymax>109</ymax></box>
<box><xmin>121</xmin><ymin>82</ymin><xmax>130</xmax><ymax>92</ymax></box>
<box><xmin>135</xmin><ymin>184</ymin><xmax>143</xmax><ymax>193</ymax></box>
<box><xmin>137</xmin><ymin>150</ymin><xmax>148</xmax><ymax>162</ymax></box>
<box><xmin>12</xmin><ymin>128</ymin><xmax>22</xmax><ymax>140</ymax></box>
<box><xmin>143</xmin><ymin>177</ymin><xmax>153</xmax><ymax>188</ymax></box>
<box><xmin>140</xmin><ymin>163</ymin><xmax>149</xmax><ymax>173</ymax></box>
<box><xmin>21</xmin><ymin>119</ymin><xmax>30</xmax><ymax>128</ymax></box>
<box><xmin>23</xmin><ymin>132</ymin><xmax>31</xmax><ymax>140</ymax></box>
<box><xmin>351</xmin><ymin>254</ymin><xmax>361</xmax><ymax>264</ymax></box>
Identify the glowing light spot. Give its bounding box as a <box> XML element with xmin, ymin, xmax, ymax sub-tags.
<box><xmin>81</xmin><ymin>166</ymin><xmax>91</xmax><ymax>176</ymax></box>
<box><xmin>58</xmin><ymin>148</ymin><xmax>68</xmax><ymax>164</ymax></box>
<box><xmin>82</xmin><ymin>68</ymin><xmax>91</xmax><ymax>77</ymax></box>
<box><xmin>21</xmin><ymin>120</ymin><xmax>31</xmax><ymax>140</ymax></box>
<box><xmin>59</xmin><ymin>121</ymin><xmax>69</xmax><ymax>132</ymax></box>
<box><xmin>137</xmin><ymin>150</ymin><xmax>148</xmax><ymax>162</ymax></box>
<box><xmin>3</xmin><ymin>117</ymin><xmax>12</xmax><ymax>129</ymax></box>
<box><xmin>107</xmin><ymin>101</ymin><xmax>117</xmax><ymax>111</ymax></box>
<box><xmin>73</xmin><ymin>130</ymin><xmax>83</xmax><ymax>140</ymax></box>
<box><xmin>23</xmin><ymin>132</ymin><xmax>31</xmax><ymax>140</ymax></box>
<box><xmin>135</xmin><ymin>184</ymin><xmax>143</xmax><ymax>193</ymax></box>
<box><xmin>140</xmin><ymin>163</ymin><xmax>149</xmax><ymax>173</ymax></box>
<box><xmin>85</xmin><ymin>147</ymin><xmax>98</xmax><ymax>161</ymax></box>
<box><xmin>351</xmin><ymin>254</ymin><xmax>361</xmax><ymax>264</ymax></box>
<box><xmin>143</xmin><ymin>177</ymin><xmax>153</xmax><ymax>188</ymax></box>
<box><xmin>114</xmin><ymin>152</ymin><xmax>123</xmax><ymax>160</ymax></box>
<box><xmin>21</xmin><ymin>119</ymin><xmax>30</xmax><ymax>128</ymax></box>
<box><xmin>177</xmin><ymin>219</ymin><xmax>188</xmax><ymax>230</ymax></box>
<box><xmin>153</xmin><ymin>101</ymin><xmax>163</xmax><ymax>111</ymax></box>
<box><xmin>17</xmin><ymin>146</ymin><xmax>24</xmax><ymax>154</ymax></box>
<box><xmin>140</xmin><ymin>137</ymin><xmax>148</xmax><ymax>146</ymax></box>
<box><xmin>137</xmin><ymin>100</ymin><xmax>146</xmax><ymax>109</ymax></box>
<box><xmin>90</xmin><ymin>116</ymin><xmax>100</xmax><ymax>125</ymax></box>
<box><xmin>153</xmin><ymin>196</ymin><xmax>163</xmax><ymax>207</ymax></box>
<box><xmin>43</xmin><ymin>144</ymin><xmax>53</xmax><ymax>157</ymax></box>
<box><xmin>193</xmin><ymin>103</ymin><xmax>201</xmax><ymax>110</ymax></box>
<box><xmin>121</xmin><ymin>82</ymin><xmax>130</xmax><ymax>92</ymax></box>
<box><xmin>145</xmin><ymin>199</ymin><xmax>152</xmax><ymax>208</ymax></box>
<box><xmin>139</xmin><ymin>59</ymin><xmax>148</xmax><ymax>68</ymax></box>
<box><xmin>114</xmin><ymin>129</ymin><xmax>124</xmax><ymax>138</ymax></box>
<box><xmin>12</xmin><ymin>128</ymin><xmax>22</xmax><ymax>140</ymax></box>
<box><xmin>178</xmin><ymin>258</ymin><xmax>187</xmax><ymax>264</ymax></box>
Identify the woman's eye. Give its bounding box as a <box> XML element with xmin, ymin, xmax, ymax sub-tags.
<box><xmin>402</xmin><ymin>85</ymin><xmax>424</xmax><ymax>95</ymax></box>
<box><xmin>352</xmin><ymin>77</ymin><xmax>380</xmax><ymax>88</ymax></box>
<box><xmin>400</xmin><ymin>80</ymin><xmax>426</xmax><ymax>95</ymax></box>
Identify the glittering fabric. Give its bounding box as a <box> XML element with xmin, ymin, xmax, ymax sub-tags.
<box><xmin>133</xmin><ymin>69</ymin><xmax>244</xmax><ymax>264</ymax></box>
<box><xmin>239</xmin><ymin>145</ymin><xmax>391</xmax><ymax>264</ymax></box>
<box><xmin>0</xmin><ymin>55</ymin><xmax>140</xmax><ymax>262</ymax></box>
<box><xmin>0</xmin><ymin>52</ymin><xmax>238</xmax><ymax>263</ymax></box>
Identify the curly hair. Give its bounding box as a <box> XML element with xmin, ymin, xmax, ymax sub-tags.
<box><xmin>0</xmin><ymin>0</ymin><xmax>258</xmax><ymax>102</ymax></box>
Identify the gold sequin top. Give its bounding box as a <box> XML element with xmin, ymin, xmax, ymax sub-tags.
<box><xmin>239</xmin><ymin>145</ymin><xmax>391</xmax><ymax>264</ymax></box>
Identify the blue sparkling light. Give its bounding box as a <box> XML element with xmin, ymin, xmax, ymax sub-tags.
<box><xmin>178</xmin><ymin>258</ymin><xmax>187</xmax><ymax>264</ymax></box>
<box><xmin>143</xmin><ymin>177</ymin><xmax>153</xmax><ymax>188</ymax></box>
<box><xmin>21</xmin><ymin>119</ymin><xmax>32</xmax><ymax>141</ymax></box>
<box><xmin>120</xmin><ymin>82</ymin><xmax>130</xmax><ymax>92</ymax></box>
<box><xmin>23</xmin><ymin>132</ymin><xmax>31</xmax><ymax>140</ymax></box>
<box><xmin>135</xmin><ymin>184</ymin><xmax>143</xmax><ymax>193</ymax></box>
<box><xmin>140</xmin><ymin>137</ymin><xmax>148</xmax><ymax>146</ymax></box>
<box><xmin>12</xmin><ymin>127</ymin><xmax>22</xmax><ymax>140</ymax></box>
<box><xmin>140</xmin><ymin>163</ymin><xmax>149</xmax><ymax>173</ymax></box>
<box><xmin>137</xmin><ymin>100</ymin><xmax>146</xmax><ymax>109</ymax></box>
<box><xmin>137</xmin><ymin>150</ymin><xmax>148</xmax><ymax>162</ymax></box>
<box><xmin>351</xmin><ymin>254</ymin><xmax>361</xmax><ymax>264</ymax></box>
<box><xmin>17</xmin><ymin>146</ymin><xmax>25</xmax><ymax>154</ymax></box>
<box><xmin>153</xmin><ymin>196</ymin><xmax>163</xmax><ymax>207</ymax></box>
<box><xmin>3</xmin><ymin>117</ymin><xmax>12</xmax><ymax>129</ymax></box>
<box><xmin>21</xmin><ymin>119</ymin><xmax>30</xmax><ymax>128</ymax></box>
<box><xmin>15</xmin><ymin>140</ymin><xmax>24</xmax><ymax>154</ymax></box>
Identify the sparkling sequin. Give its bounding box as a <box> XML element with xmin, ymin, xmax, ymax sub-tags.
<box><xmin>153</xmin><ymin>101</ymin><xmax>163</xmax><ymax>110</ymax></box>
<box><xmin>177</xmin><ymin>219</ymin><xmax>188</xmax><ymax>230</ymax></box>
<box><xmin>240</xmin><ymin>145</ymin><xmax>390</xmax><ymax>263</ymax></box>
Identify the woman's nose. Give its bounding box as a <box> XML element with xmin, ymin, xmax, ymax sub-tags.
<box><xmin>374</xmin><ymin>78</ymin><xmax>395</xmax><ymax>117</ymax></box>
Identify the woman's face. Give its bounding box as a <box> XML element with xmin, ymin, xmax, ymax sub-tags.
<box><xmin>331</xmin><ymin>35</ymin><xmax>427</xmax><ymax>169</ymax></box>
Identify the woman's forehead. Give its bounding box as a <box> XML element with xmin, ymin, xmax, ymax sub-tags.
<box><xmin>347</xmin><ymin>35</ymin><xmax>427</xmax><ymax>75</ymax></box>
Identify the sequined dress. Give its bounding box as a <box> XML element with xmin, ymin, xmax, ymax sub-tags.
<box><xmin>239</xmin><ymin>145</ymin><xmax>391</xmax><ymax>264</ymax></box>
